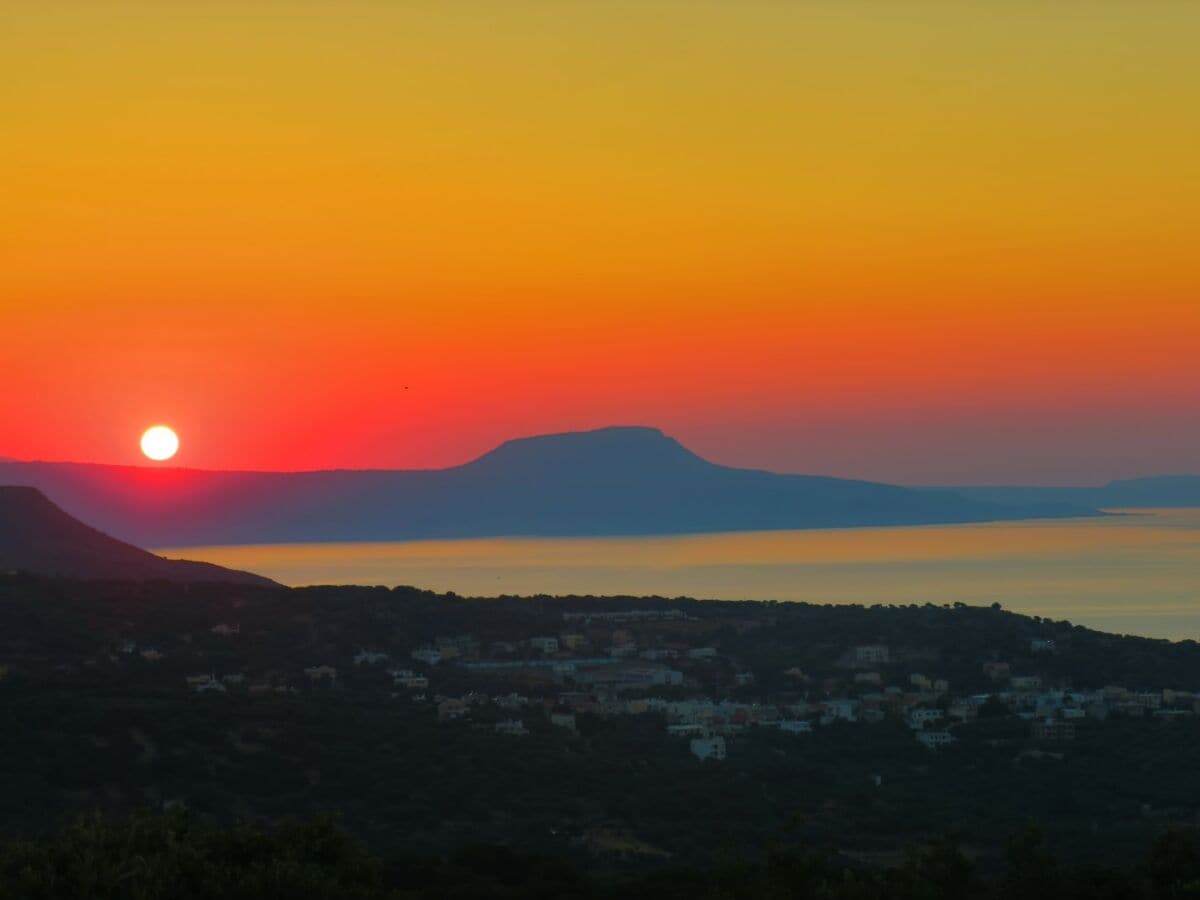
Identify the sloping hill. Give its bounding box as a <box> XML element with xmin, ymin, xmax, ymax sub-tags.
<box><xmin>953</xmin><ymin>475</ymin><xmax>1200</xmax><ymax>509</ymax></box>
<box><xmin>0</xmin><ymin>427</ymin><xmax>1096</xmax><ymax>547</ymax></box>
<box><xmin>0</xmin><ymin>486</ymin><xmax>276</xmax><ymax>585</ymax></box>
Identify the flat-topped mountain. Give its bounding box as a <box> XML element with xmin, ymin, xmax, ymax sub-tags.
<box><xmin>466</xmin><ymin>426</ymin><xmax>709</xmax><ymax>477</ymax></box>
<box><xmin>0</xmin><ymin>486</ymin><xmax>276</xmax><ymax>585</ymax></box>
<box><xmin>0</xmin><ymin>426</ymin><xmax>1095</xmax><ymax>547</ymax></box>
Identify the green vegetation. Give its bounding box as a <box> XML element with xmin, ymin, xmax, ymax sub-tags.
<box><xmin>4</xmin><ymin>813</ymin><xmax>1200</xmax><ymax>899</ymax></box>
<box><xmin>1</xmin><ymin>574</ymin><xmax>1199</xmax><ymax>873</ymax></box>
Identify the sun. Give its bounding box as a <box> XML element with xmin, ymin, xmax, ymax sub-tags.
<box><xmin>140</xmin><ymin>425</ymin><xmax>180</xmax><ymax>462</ymax></box>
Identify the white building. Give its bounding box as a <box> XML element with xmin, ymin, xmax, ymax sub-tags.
<box><xmin>355</xmin><ymin>649</ymin><xmax>390</xmax><ymax>666</ymax></box>
<box><xmin>854</xmin><ymin>645</ymin><xmax>890</xmax><ymax>665</ymax></box>
<box><xmin>411</xmin><ymin>647</ymin><xmax>443</xmax><ymax>666</ymax></box>
<box><xmin>391</xmin><ymin>669</ymin><xmax>429</xmax><ymax>689</ymax></box>
<box><xmin>550</xmin><ymin>711</ymin><xmax>577</xmax><ymax>731</ymax></box>
<box><xmin>640</xmin><ymin>649</ymin><xmax>678</xmax><ymax>661</ymax></box>
<box><xmin>625</xmin><ymin>666</ymin><xmax>684</xmax><ymax>687</ymax></box>
<box><xmin>908</xmin><ymin>708</ymin><xmax>944</xmax><ymax>729</ymax></box>
<box><xmin>916</xmin><ymin>730</ymin><xmax>956</xmax><ymax>749</ymax></box>
<box><xmin>194</xmin><ymin>675</ymin><xmax>227</xmax><ymax>694</ymax></box>
<box><xmin>607</xmin><ymin>643</ymin><xmax>638</xmax><ymax>658</ymax></box>
<box><xmin>304</xmin><ymin>665</ymin><xmax>338</xmax><ymax>683</ymax></box>
<box><xmin>690</xmin><ymin>735</ymin><xmax>727</xmax><ymax>761</ymax></box>
<box><xmin>529</xmin><ymin>637</ymin><xmax>560</xmax><ymax>654</ymax></box>
<box><xmin>821</xmin><ymin>699</ymin><xmax>858</xmax><ymax>723</ymax></box>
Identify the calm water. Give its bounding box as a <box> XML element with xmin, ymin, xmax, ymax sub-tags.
<box><xmin>157</xmin><ymin>508</ymin><xmax>1200</xmax><ymax>640</ymax></box>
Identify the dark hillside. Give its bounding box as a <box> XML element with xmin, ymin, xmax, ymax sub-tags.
<box><xmin>0</xmin><ymin>487</ymin><xmax>275</xmax><ymax>586</ymax></box>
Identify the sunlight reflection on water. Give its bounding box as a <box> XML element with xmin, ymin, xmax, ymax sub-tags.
<box><xmin>157</xmin><ymin>509</ymin><xmax>1200</xmax><ymax>640</ymax></box>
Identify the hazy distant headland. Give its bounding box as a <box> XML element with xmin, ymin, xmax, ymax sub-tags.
<box><xmin>0</xmin><ymin>426</ymin><xmax>1097</xmax><ymax>547</ymax></box>
<box><xmin>951</xmin><ymin>477</ymin><xmax>1200</xmax><ymax>509</ymax></box>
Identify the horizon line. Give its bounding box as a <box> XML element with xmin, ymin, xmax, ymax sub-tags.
<box><xmin>1</xmin><ymin>423</ymin><xmax>1195</xmax><ymax>489</ymax></box>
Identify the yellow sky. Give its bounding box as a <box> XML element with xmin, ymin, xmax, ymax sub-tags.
<box><xmin>5</xmin><ymin>2</ymin><xmax>1198</xmax><ymax>309</ymax></box>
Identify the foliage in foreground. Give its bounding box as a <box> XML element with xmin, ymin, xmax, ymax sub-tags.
<box><xmin>3</xmin><ymin>812</ymin><xmax>1200</xmax><ymax>899</ymax></box>
<box><xmin>0</xmin><ymin>812</ymin><xmax>385</xmax><ymax>900</ymax></box>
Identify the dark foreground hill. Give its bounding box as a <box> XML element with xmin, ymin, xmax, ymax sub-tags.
<box><xmin>0</xmin><ymin>487</ymin><xmax>276</xmax><ymax>586</ymax></box>
<box><xmin>0</xmin><ymin>427</ymin><xmax>1095</xmax><ymax>547</ymax></box>
<box><xmin>1</xmin><ymin>573</ymin><xmax>1198</xmax><ymax>876</ymax></box>
<box><xmin>6</xmin><ymin>809</ymin><xmax>1200</xmax><ymax>899</ymax></box>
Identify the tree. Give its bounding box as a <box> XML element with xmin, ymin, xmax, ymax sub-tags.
<box><xmin>0</xmin><ymin>810</ymin><xmax>390</xmax><ymax>900</ymax></box>
<box><xmin>1001</xmin><ymin>824</ymin><xmax>1060</xmax><ymax>900</ymax></box>
<box><xmin>1148</xmin><ymin>827</ymin><xmax>1200</xmax><ymax>899</ymax></box>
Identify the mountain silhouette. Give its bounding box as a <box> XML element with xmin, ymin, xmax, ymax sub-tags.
<box><xmin>952</xmin><ymin>475</ymin><xmax>1200</xmax><ymax>509</ymax></box>
<box><xmin>0</xmin><ymin>486</ymin><xmax>276</xmax><ymax>585</ymax></box>
<box><xmin>0</xmin><ymin>426</ymin><xmax>1095</xmax><ymax>547</ymax></box>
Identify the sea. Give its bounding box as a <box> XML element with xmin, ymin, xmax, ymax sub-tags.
<box><xmin>156</xmin><ymin>508</ymin><xmax>1200</xmax><ymax>641</ymax></box>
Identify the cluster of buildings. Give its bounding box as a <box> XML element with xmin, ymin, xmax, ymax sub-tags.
<box><xmin>106</xmin><ymin>619</ymin><xmax>1200</xmax><ymax>764</ymax></box>
<box><xmin>408</xmin><ymin>632</ymin><xmax>1200</xmax><ymax>760</ymax></box>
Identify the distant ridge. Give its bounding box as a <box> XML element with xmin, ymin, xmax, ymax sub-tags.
<box><xmin>952</xmin><ymin>476</ymin><xmax>1200</xmax><ymax>509</ymax></box>
<box><xmin>0</xmin><ymin>486</ymin><xmax>276</xmax><ymax>585</ymax></box>
<box><xmin>0</xmin><ymin>426</ymin><xmax>1097</xmax><ymax>547</ymax></box>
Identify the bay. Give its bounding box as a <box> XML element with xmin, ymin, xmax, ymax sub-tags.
<box><xmin>156</xmin><ymin>508</ymin><xmax>1200</xmax><ymax>640</ymax></box>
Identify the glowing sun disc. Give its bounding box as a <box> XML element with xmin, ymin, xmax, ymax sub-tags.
<box><xmin>141</xmin><ymin>426</ymin><xmax>179</xmax><ymax>461</ymax></box>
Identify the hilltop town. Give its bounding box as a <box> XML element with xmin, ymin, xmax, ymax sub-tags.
<box><xmin>172</xmin><ymin>606</ymin><xmax>1197</xmax><ymax>761</ymax></box>
<box><xmin>2</xmin><ymin>573</ymin><xmax>1198</xmax><ymax>867</ymax></box>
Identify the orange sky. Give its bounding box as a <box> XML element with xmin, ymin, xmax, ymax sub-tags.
<box><xmin>2</xmin><ymin>2</ymin><xmax>1198</xmax><ymax>483</ymax></box>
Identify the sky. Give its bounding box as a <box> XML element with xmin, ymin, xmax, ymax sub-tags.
<box><xmin>2</xmin><ymin>2</ymin><xmax>1198</xmax><ymax>484</ymax></box>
